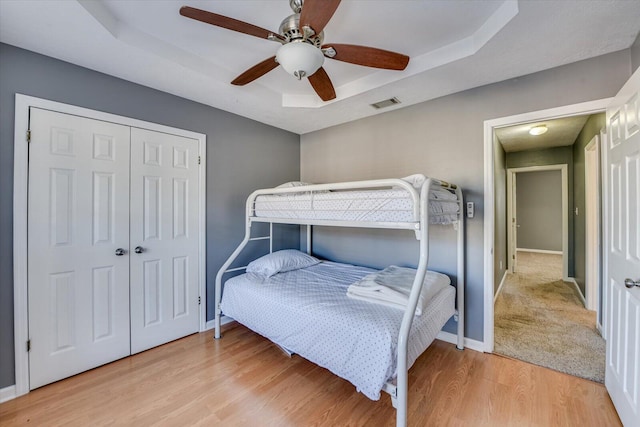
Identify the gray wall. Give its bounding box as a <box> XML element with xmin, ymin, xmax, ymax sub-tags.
<box><xmin>515</xmin><ymin>170</ymin><xmax>563</xmax><ymax>251</ymax></box>
<box><xmin>506</xmin><ymin>146</ymin><xmax>575</xmax><ymax>276</ymax></box>
<box><xmin>301</xmin><ymin>50</ymin><xmax>632</xmax><ymax>342</ymax></box>
<box><xmin>494</xmin><ymin>138</ymin><xmax>507</xmax><ymax>292</ymax></box>
<box><xmin>572</xmin><ymin>113</ymin><xmax>605</xmax><ymax>296</ymax></box>
<box><xmin>632</xmin><ymin>31</ymin><xmax>640</xmax><ymax>73</ymax></box>
<box><xmin>0</xmin><ymin>44</ymin><xmax>300</xmax><ymax>388</ymax></box>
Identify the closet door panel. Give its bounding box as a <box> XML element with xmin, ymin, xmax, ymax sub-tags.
<box><xmin>28</xmin><ymin>108</ymin><xmax>131</xmax><ymax>389</ymax></box>
<box><xmin>130</xmin><ymin>128</ymin><xmax>200</xmax><ymax>353</ymax></box>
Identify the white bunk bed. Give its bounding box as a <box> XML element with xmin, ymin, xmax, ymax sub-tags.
<box><xmin>214</xmin><ymin>176</ymin><xmax>465</xmax><ymax>427</ymax></box>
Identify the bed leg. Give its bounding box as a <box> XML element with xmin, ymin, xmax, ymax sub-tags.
<box><xmin>396</xmin><ymin>377</ymin><xmax>407</xmax><ymax>427</ymax></box>
<box><xmin>214</xmin><ymin>309</ymin><xmax>222</xmax><ymax>339</ymax></box>
<box><xmin>390</xmin><ymin>394</ymin><xmax>398</xmax><ymax>409</ymax></box>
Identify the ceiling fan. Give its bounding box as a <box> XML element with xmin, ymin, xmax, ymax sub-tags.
<box><xmin>180</xmin><ymin>0</ymin><xmax>410</xmax><ymax>102</ymax></box>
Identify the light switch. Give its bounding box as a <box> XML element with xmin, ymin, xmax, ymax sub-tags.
<box><xmin>466</xmin><ymin>202</ymin><xmax>474</xmax><ymax>218</ymax></box>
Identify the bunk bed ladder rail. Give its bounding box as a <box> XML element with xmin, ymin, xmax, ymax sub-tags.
<box><xmin>213</xmin><ymin>198</ymin><xmax>274</xmax><ymax>339</ymax></box>
<box><xmin>393</xmin><ymin>178</ymin><xmax>465</xmax><ymax>427</ymax></box>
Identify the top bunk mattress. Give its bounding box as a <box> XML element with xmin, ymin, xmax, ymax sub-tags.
<box><xmin>253</xmin><ymin>187</ymin><xmax>459</xmax><ymax>224</ymax></box>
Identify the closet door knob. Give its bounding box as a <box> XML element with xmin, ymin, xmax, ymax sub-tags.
<box><xmin>115</xmin><ymin>248</ymin><xmax>126</xmax><ymax>256</ymax></box>
<box><xmin>134</xmin><ymin>246</ymin><xmax>144</xmax><ymax>254</ymax></box>
<box><xmin>625</xmin><ymin>278</ymin><xmax>640</xmax><ymax>289</ymax></box>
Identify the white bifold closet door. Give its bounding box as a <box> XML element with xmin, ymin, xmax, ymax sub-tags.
<box><xmin>28</xmin><ymin>108</ymin><xmax>132</xmax><ymax>389</ymax></box>
<box><xmin>129</xmin><ymin>128</ymin><xmax>200</xmax><ymax>354</ymax></box>
<box><xmin>27</xmin><ymin>108</ymin><xmax>200</xmax><ymax>390</ymax></box>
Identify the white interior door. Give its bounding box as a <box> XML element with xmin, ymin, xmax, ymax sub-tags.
<box><xmin>506</xmin><ymin>170</ymin><xmax>518</xmax><ymax>273</ymax></box>
<box><xmin>28</xmin><ymin>108</ymin><xmax>131</xmax><ymax>389</ymax></box>
<box><xmin>129</xmin><ymin>128</ymin><xmax>200</xmax><ymax>354</ymax></box>
<box><xmin>512</xmin><ymin>174</ymin><xmax>518</xmax><ymax>273</ymax></box>
<box><xmin>605</xmin><ymin>67</ymin><xmax>640</xmax><ymax>426</ymax></box>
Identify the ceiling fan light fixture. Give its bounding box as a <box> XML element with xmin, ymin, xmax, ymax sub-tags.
<box><xmin>276</xmin><ymin>41</ymin><xmax>325</xmax><ymax>80</ymax></box>
<box><xmin>529</xmin><ymin>125</ymin><xmax>548</xmax><ymax>136</ymax></box>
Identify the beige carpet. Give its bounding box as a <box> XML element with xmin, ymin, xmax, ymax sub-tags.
<box><xmin>494</xmin><ymin>252</ymin><xmax>605</xmax><ymax>383</ymax></box>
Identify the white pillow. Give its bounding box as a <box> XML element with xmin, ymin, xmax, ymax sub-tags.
<box><xmin>275</xmin><ymin>181</ymin><xmax>313</xmax><ymax>188</ymax></box>
<box><xmin>431</xmin><ymin>188</ymin><xmax>457</xmax><ymax>201</ymax></box>
<box><xmin>246</xmin><ymin>249</ymin><xmax>320</xmax><ymax>278</ymax></box>
<box><xmin>400</xmin><ymin>174</ymin><xmax>426</xmax><ymax>189</ymax></box>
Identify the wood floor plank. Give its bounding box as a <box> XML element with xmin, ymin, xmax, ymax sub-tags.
<box><xmin>0</xmin><ymin>322</ymin><xmax>621</xmax><ymax>426</ymax></box>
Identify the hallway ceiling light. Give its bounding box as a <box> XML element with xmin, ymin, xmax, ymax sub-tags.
<box><xmin>529</xmin><ymin>125</ymin><xmax>548</xmax><ymax>136</ymax></box>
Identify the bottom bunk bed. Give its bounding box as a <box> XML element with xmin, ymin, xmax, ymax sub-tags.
<box><xmin>221</xmin><ymin>255</ymin><xmax>455</xmax><ymax>401</ymax></box>
<box><xmin>215</xmin><ymin>176</ymin><xmax>464</xmax><ymax>427</ymax></box>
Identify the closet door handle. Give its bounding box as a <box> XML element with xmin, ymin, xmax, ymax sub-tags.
<box><xmin>115</xmin><ymin>248</ymin><xmax>126</xmax><ymax>256</ymax></box>
<box><xmin>625</xmin><ymin>278</ymin><xmax>640</xmax><ymax>289</ymax></box>
<box><xmin>134</xmin><ymin>246</ymin><xmax>144</xmax><ymax>254</ymax></box>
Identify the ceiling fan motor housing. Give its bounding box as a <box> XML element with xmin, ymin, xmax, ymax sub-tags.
<box><xmin>279</xmin><ymin>14</ymin><xmax>324</xmax><ymax>47</ymax></box>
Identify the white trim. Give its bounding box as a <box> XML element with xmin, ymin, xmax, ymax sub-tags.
<box><xmin>516</xmin><ymin>248</ymin><xmax>563</xmax><ymax>255</ymax></box>
<box><xmin>584</xmin><ymin>135</ymin><xmax>601</xmax><ymax>312</ymax></box>
<box><xmin>494</xmin><ymin>270</ymin><xmax>509</xmax><ymax>303</ymax></box>
<box><xmin>13</xmin><ymin>95</ymin><xmax>30</xmax><ymax>397</ymax></box>
<box><xmin>598</xmin><ymin>128</ymin><xmax>608</xmax><ymax>340</ymax></box>
<box><xmin>483</xmin><ymin>111</ymin><xmax>496</xmax><ymax>353</ymax></box>
<box><xmin>483</xmin><ymin>97</ymin><xmax>611</xmax><ymax>354</ymax></box>
<box><xmin>12</xmin><ymin>94</ymin><xmax>207</xmax><ymax>396</ymax></box>
<box><xmin>436</xmin><ymin>331</ymin><xmax>485</xmax><ymax>353</ymax></box>
<box><xmin>507</xmin><ymin>165</ymin><xmax>569</xmax><ymax>279</ymax></box>
<box><xmin>565</xmin><ymin>278</ymin><xmax>586</xmax><ymax>307</ymax></box>
<box><xmin>205</xmin><ymin>315</ymin><xmax>234</xmax><ymax>331</ymax></box>
<box><xmin>198</xmin><ymin>121</ymin><xmax>207</xmax><ymax>334</ymax></box>
<box><xmin>0</xmin><ymin>385</ymin><xmax>17</xmax><ymax>403</ymax></box>
<box><xmin>507</xmin><ymin>167</ymin><xmax>517</xmax><ymax>273</ymax></box>
<box><xmin>596</xmin><ymin>321</ymin><xmax>603</xmax><ymax>337</ymax></box>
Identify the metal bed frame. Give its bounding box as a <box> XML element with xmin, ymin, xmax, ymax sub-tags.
<box><xmin>214</xmin><ymin>177</ymin><xmax>465</xmax><ymax>427</ymax></box>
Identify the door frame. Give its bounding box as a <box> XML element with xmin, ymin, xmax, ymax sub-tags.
<box><xmin>13</xmin><ymin>94</ymin><xmax>207</xmax><ymax>397</ymax></box>
<box><xmin>507</xmin><ymin>165</ymin><xmax>569</xmax><ymax>278</ymax></box>
<box><xmin>483</xmin><ymin>97</ymin><xmax>610</xmax><ymax>353</ymax></box>
<box><xmin>584</xmin><ymin>135</ymin><xmax>601</xmax><ymax>314</ymax></box>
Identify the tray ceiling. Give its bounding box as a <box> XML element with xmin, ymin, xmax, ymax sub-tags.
<box><xmin>1</xmin><ymin>0</ymin><xmax>639</xmax><ymax>134</ymax></box>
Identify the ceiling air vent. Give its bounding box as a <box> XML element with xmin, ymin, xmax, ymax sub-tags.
<box><xmin>370</xmin><ymin>97</ymin><xmax>401</xmax><ymax>109</ymax></box>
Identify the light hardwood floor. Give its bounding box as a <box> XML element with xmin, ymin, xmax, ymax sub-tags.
<box><xmin>1</xmin><ymin>322</ymin><xmax>621</xmax><ymax>426</ymax></box>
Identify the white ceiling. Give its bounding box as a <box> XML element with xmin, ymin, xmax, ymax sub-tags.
<box><xmin>496</xmin><ymin>115</ymin><xmax>591</xmax><ymax>153</ymax></box>
<box><xmin>1</xmin><ymin>0</ymin><xmax>639</xmax><ymax>134</ymax></box>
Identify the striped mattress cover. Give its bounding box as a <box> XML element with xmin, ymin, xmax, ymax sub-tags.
<box><xmin>253</xmin><ymin>188</ymin><xmax>459</xmax><ymax>224</ymax></box>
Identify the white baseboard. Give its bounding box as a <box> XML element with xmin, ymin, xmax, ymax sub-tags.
<box><xmin>204</xmin><ymin>315</ymin><xmax>234</xmax><ymax>331</ymax></box>
<box><xmin>564</xmin><ymin>277</ymin><xmax>586</xmax><ymax>307</ymax></box>
<box><xmin>597</xmin><ymin>321</ymin><xmax>604</xmax><ymax>338</ymax></box>
<box><xmin>0</xmin><ymin>385</ymin><xmax>16</xmax><ymax>403</ymax></box>
<box><xmin>494</xmin><ymin>270</ymin><xmax>509</xmax><ymax>303</ymax></box>
<box><xmin>436</xmin><ymin>331</ymin><xmax>485</xmax><ymax>353</ymax></box>
<box><xmin>516</xmin><ymin>248</ymin><xmax>563</xmax><ymax>255</ymax></box>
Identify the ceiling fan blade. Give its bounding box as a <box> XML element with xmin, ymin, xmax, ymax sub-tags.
<box><xmin>299</xmin><ymin>0</ymin><xmax>341</xmax><ymax>35</ymax></box>
<box><xmin>180</xmin><ymin>6</ymin><xmax>282</xmax><ymax>41</ymax></box>
<box><xmin>308</xmin><ymin>67</ymin><xmax>336</xmax><ymax>101</ymax></box>
<box><xmin>231</xmin><ymin>56</ymin><xmax>279</xmax><ymax>86</ymax></box>
<box><xmin>323</xmin><ymin>44</ymin><xmax>409</xmax><ymax>70</ymax></box>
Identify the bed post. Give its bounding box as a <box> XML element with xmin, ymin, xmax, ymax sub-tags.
<box><xmin>306</xmin><ymin>224</ymin><xmax>312</xmax><ymax>254</ymax></box>
<box><xmin>213</xmin><ymin>191</ymin><xmax>258</xmax><ymax>339</ymax></box>
<box><xmin>395</xmin><ymin>179</ymin><xmax>432</xmax><ymax>427</ymax></box>
<box><xmin>456</xmin><ymin>187</ymin><xmax>465</xmax><ymax>350</ymax></box>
